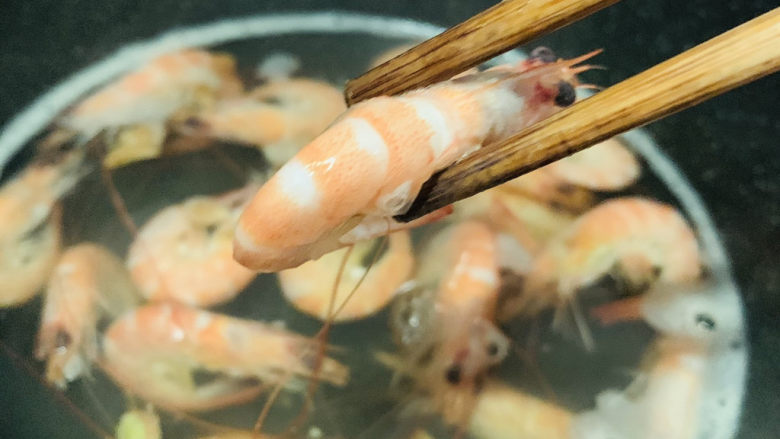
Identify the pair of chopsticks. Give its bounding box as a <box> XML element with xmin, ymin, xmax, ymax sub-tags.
<box><xmin>344</xmin><ymin>0</ymin><xmax>780</xmax><ymax>222</ymax></box>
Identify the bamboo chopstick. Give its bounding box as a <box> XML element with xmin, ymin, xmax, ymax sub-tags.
<box><xmin>394</xmin><ymin>7</ymin><xmax>780</xmax><ymax>222</ymax></box>
<box><xmin>344</xmin><ymin>0</ymin><xmax>621</xmax><ymax>105</ymax></box>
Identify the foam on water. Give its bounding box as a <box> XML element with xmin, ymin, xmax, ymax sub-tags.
<box><xmin>0</xmin><ymin>11</ymin><xmax>747</xmax><ymax>438</ymax></box>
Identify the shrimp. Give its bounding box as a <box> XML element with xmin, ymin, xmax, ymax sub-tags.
<box><xmin>36</xmin><ymin>243</ymin><xmax>140</xmax><ymax>388</ymax></box>
<box><xmin>234</xmin><ymin>50</ymin><xmax>600</xmax><ymax>272</ymax></box>
<box><xmin>183</xmin><ymin>79</ymin><xmax>346</xmax><ymax>167</ymax></box>
<box><xmin>62</xmin><ymin>49</ymin><xmax>242</xmax><ymax>141</ymax></box>
<box><xmin>0</xmin><ymin>154</ymin><xmax>82</xmax><ymax>307</ymax></box>
<box><xmin>501</xmin><ymin>197</ymin><xmax>702</xmax><ymax>326</ymax></box>
<box><xmin>545</xmin><ymin>137</ymin><xmax>640</xmax><ymax>192</ymax></box>
<box><xmin>389</xmin><ymin>221</ymin><xmax>510</xmax><ymax>427</ymax></box>
<box><xmin>571</xmin><ymin>337</ymin><xmax>707</xmax><ymax>439</ymax></box>
<box><xmin>102</xmin><ymin>302</ymin><xmax>349</xmax><ymax>411</ymax></box>
<box><xmin>469</xmin><ymin>380</ymin><xmax>572</xmax><ymax>439</ymax></box>
<box><xmin>591</xmin><ymin>280</ymin><xmax>744</xmax><ymax>347</ymax></box>
<box><xmin>278</xmin><ymin>231</ymin><xmax>414</xmax><ymax>322</ymax></box>
<box><xmin>127</xmin><ymin>184</ymin><xmax>259</xmax><ymax>307</ymax></box>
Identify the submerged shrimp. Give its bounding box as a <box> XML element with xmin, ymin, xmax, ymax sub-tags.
<box><xmin>389</xmin><ymin>221</ymin><xmax>510</xmax><ymax>427</ymax></box>
<box><xmin>234</xmin><ymin>50</ymin><xmax>600</xmax><ymax>272</ymax></box>
<box><xmin>102</xmin><ymin>302</ymin><xmax>349</xmax><ymax>411</ymax></box>
<box><xmin>469</xmin><ymin>380</ymin><xmax>572</xmax><ymax>439</ymax></box>
<box><xmin>61</xmin><ymin>49</ymin><xmax>242</xmax><ymax>141</ymax></box>
<box><xmin>572</xmin><ymin>337</ymin><xmax>707</xmax><ymax>439</ymax></box>
<box><xmin>545</xmin><ymin>137</ymin><xmax>640</xmax><ymax>192</ymax></box>
<box><xmin>36</xmin><ymin>243</ymin><xmax>140</xmax><ymax>388</ymax></box>
<box><xmin>127</xmin><ymin>185</ymin><xmax>259</xmax><ymax>307</ymax></box>
<box><xmin>0</xmin><ymin>155</ymin><xmax>82</xmax><ymax>307</ymax></box>
<box><xmin>592</xmin><ymin>280</ymin><xmax>744</xmax><ymax>347</ymax></box>
<box><xmin>278</xmin><ymin>231</ymin><xmax>414</xmax><ymax>322</ymax></box>
<box><xmin>502</xmin><ymin>197</ymin><xmax>702</xmax><ymax>325</ymax></box>
<box><xmin>184</xmin><ymin>78</ymin><xmax>346</xmax><ymax>166</ymax></box>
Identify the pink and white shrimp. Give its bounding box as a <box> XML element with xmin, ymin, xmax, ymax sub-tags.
<box><xmin>389</xmin><ymin>221</ymin><xmax>510</xmax><ymax>426</ymax></box>
<box><xmin>234</xmin><ymin>50</ymin><xmax>600</xmax><ymax>272</ymax></box>
<box><xmin>470</xmin><ymin>380</ymin><xmax>573</xmax><ymax>439</ymax></box>
<box><xmin>101</xmin><ymin>302</ymin><xmax>349</xmax><ymax>411</ymax></box>
<box><xmin>592</xmin><ymin>280</ymin><xmax>744</xmax><ymax>347</ymax></box>
<box><xmin>36</xmin><ymin>243</ymin><xmax>140</xmax><ymax>388</ymax></box>
<box><xmin>183</xmin><ymin>78</ymin><xmax>346</xmax><ymax>167</ymax></box>
<box><xmin>278</xmin><ymin>231</ymin><xmax>414</xmax><ymax>322</ymax></box>
<box><xmin>0</xmin><ymin>153</ymin><xmax>82</xmax><ymax>307</ymax></box>
<box><xmin>126</xmin><ymin>184</ymin><xmax>259</xmax><ymax>307</ymax></box>
<box><xmin>544</xmin><ymin>137</ymin><xmax>640</xmax><ymax>192</ymax></box>
<box><xmin>62</xmin><ymin>49</ymin><xmax>242</xmax><ymax>141</ymax></box>
<box><xmin>502</xmin><ymin>197</ymin><xmax>702</xmax><ymax>319</ymax></box>
<box><xmin>571</xmin><ymin>337</ymin><xmax>707</xmax><ymax>439</ymax></box>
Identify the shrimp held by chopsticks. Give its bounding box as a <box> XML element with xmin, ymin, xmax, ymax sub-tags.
<box><xmin>234</xmin><ymin>48</ymin><xmax>601</xmax><ymax>272</ymax></box>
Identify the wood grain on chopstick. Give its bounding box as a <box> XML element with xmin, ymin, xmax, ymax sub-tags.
<box><xmin>395</xmin><ymin>7</ymin><xmax>780</xmax><ymax>222</ymax></box>
<box><xmin>344</xmin><ymin>0</ymin><xmax>621</xmax><ymax>105</ymax></box>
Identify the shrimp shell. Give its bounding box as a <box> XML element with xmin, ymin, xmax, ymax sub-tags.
<box><xmin>278</xmin><ymin>231</ymin><xmax>414</xmax><ymax>322</ymax></box>
<box><xmin>102</xmin><ymin>303</ymin><xmax>349</xmax><ymax>411</ymax></box>
<box><xmin>127</xmin><ymin>186</ymin><xmax>258</xmax><ymax>307</ymax></box>
<box><xmin>235</xmin><ymin>53</ymin><xmax>599</xmax><ymax>272</ymax></box>
<box><xmin>36</xmin><ymin>243</ymin><xmax>140</xmax><ymax>387</ymax></box>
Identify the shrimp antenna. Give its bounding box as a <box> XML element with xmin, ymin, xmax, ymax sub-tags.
<box><xmin>255</xmin><ymin>244</ymin><xmax>357</xmax><ymax>436</ymax></box>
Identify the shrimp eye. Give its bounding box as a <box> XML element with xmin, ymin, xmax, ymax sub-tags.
<box><xmin>695</xmin><ymin>313</ymin><xmax>716</xmax><ymax>331</ymax></box>
<box><xmin>554</xmin><ymin>81</ymin><xmax>576</xmax><ymax>107</ymax></box>
<box><xmin>183</xmin><ymin>117</ymin><xmax>204</xmax><ymax>128</ymax></box>
<box><xmin>205</xmin><ymin>224</ymin><xmax>219</xmax><ymax>236</ymax></box>
<box><xmin>445</xmin><ymin>365</ymin><xmax>462</xmax><ymax>385</ymax></box>
<box><xmin>260</xmin><ymin>96</ymin><xmax>282</xmax><ymax>105</ymax></box>
<box><xmin>486</xmin><ymin>342</ymin><xmax>499</xmax><ymax>357</ymax></box>
<box><xmin>54</xmin><ymin>330</ymin><xmax>72</xmax><ymax>349</ymax></box>
<box><xmin>530</xmin><ymin>46</ymin><xmax>557</xmax><ymax>63</ymax></box>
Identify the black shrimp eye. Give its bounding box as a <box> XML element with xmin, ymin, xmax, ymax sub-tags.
<box><xmin>487</xmin><ymin>342</ymin><xmax>499</xmax><ymax>357</ymax></box>
<box><xmin>554</xmin><ymin>80</ymin><xmax>576</xmax><ymax>107</ymax></box>
<box><xmin>445</xmin><ymin>365</ymin><xmax>462</xmax><ymax>385</ymax></box>
<box><xmin>54</xmin><ymin>330</ymin><xmax>72</xmax><ymax>349</ymax></box>
<box><xmin>695</xmin><ymin>313</ymin><xmax>717</xmax><ymax>331</ymax></box>
<box><xmin>529</xmin><ymin>46</ymin><xmax>557</xmax><ymax>63</ymax></box>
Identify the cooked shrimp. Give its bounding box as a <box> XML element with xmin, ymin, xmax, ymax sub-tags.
<box><xmin>235</xmin><ymin>51</ymin><xmax>600</xmax><ymax>272</ymax></box>
<box><xmin>127</xmin><ymin>184</ymin><xmax>259</xmax><ymax>307</ymax></box>
<box><xmin>469</xmin><ymin>380</ymin><xmax>572</xmax><ymax>439</ymax></box>
<box><xmin>0</xmin><ymin>154</ymin><xmax>82</xmax><ymax>307</ymax></box>
<box><xmin>184</xmin><ymin>79</ymin><xmax>346</xmax><ymax>167</ymax></box>
<box><xmin>390</xmin><ymin>222</ymin><xmax>510</xmax><ymax>426</ymax></box>
<box><xmin>499</xmin><ymin>166</ymin><xmax>595</xmax><ymax>213</ymax></box>
<box><xmin>102</xmin><ymin>302</ymin><xmax>349</xmax><ymax>411</ymax></box>
<box><xmin>62</xmin><ymin>49</ymin><xmax>242</xmax><ymax>141</ymax></box>
<box><xmin>572</xmin><ymin>337</ymin><xmax>706</xmax><ymax>439</ymax></box>
<box><xmin>591</xmin><ymin>280</ymin><xmax>744</xmax><ymax>347</ymax></box>
<box><xmin>278</xmin><ymin>231</ymin><xmax>414</xmax><ymax>322</ymax></box>
<box><xmin>503</xmin><ymin>197</ymin><xmax>702</xmax><ymax>320</ymax></box>
<box><xmin>545</xmin><ymin>137</ymin><xmax>640</xmax><ymax>191</ymax></box>
<box><xmin>36</xmin><ymin>243</ymin><xmax>140</xmax><ymax>388</ymax></box>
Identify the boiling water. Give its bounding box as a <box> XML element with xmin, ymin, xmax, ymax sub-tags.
<box><xmin>0</xmin><ymin>12</ymin><xmax>747</xmax><ymax>439</ymax></box>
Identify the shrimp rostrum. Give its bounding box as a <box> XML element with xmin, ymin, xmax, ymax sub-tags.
<box><xmin>234</xmin><ymin>49</ymin><xmax>600</xmax><ymax>272</ymax></box>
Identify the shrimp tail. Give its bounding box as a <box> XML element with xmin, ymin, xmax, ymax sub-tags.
<box><xmin>591</xmin><ymin>296</ymin><xmax>644</xmax><ymax>325</ymax></box>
